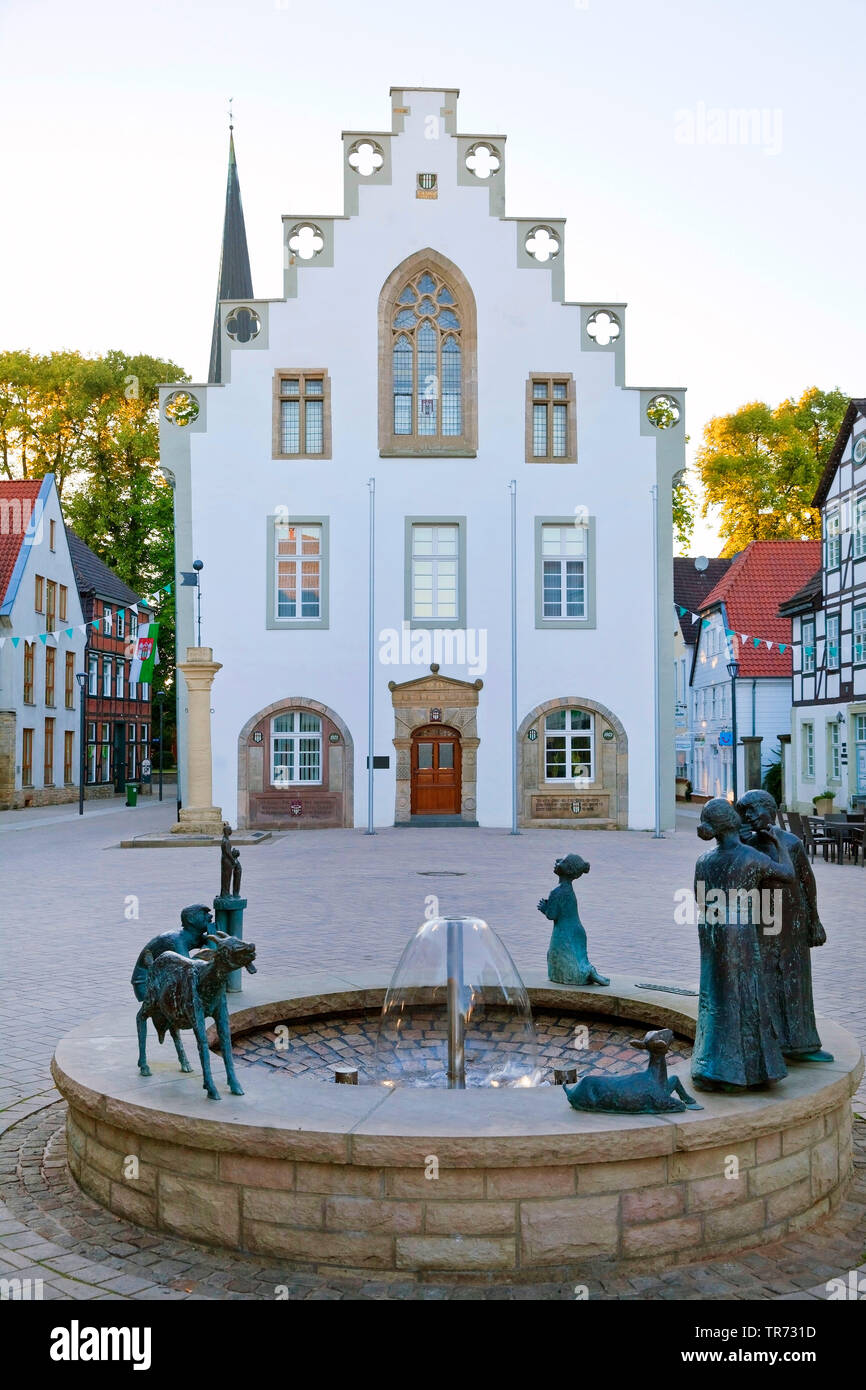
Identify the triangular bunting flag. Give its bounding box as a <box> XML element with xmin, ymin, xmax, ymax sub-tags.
<box><xmin>678</xmin><ymin>605</ymin><xmax>687</xmax><ymax>616</ymax></box>
<box><xmin>39</xmin><ymin>632</ymin><xmax>48</xmax><ymax>644</ymax></box>
<box><xmin>702</xmin><ymin>619</ymin><xmax>710</xmax><ymax>628</ymax></box>
<box><xmin>163</xmin><ymin>584</ymin><xmax>171</xmax><ymax>593</ymax></box>
<box><xmin>741</xmin><ymin>633</ymin><xmax>748</xmax><ymax>644</ymax></box>
<box><xmin>691</xmin><ymin>612</ymin><xmax>700</xmax><ymax>623</ymax></box>
<box><xmin>779</xmin><ymin>644</ymin><xmax>787</xmax><ymax>654</ymax></box>
<box><xmin>78</xmin><ymin>623</ymin><xmax>88</xmax><ymax>635</ymax></box>
<box><xmin>65</xmin><ymin>628</ymin><xmax>74</xmax><ymax>639</ymax></box>
<box><xmin>92</xmin><ymin>619</ymin><xmax>100</xmax><ymax>632</ymax></box>
<box><xmin>753</xmin><ymin>637</ymin><xmax>760</xmax><ymax>647</ymax></box>
<box><xmin>11</xmin><ymin>637</ymin><xmax>20</xmax><ymax>648</ymax></box>
<box><xmin>0</xmin><ymin>637</ymin><xmax>4</xmax><ymax>650</ymax></box>
<box><xmin>765</xmin><ymin>640</ymin><xmax>772</xmax><ymax>650</ymax></box>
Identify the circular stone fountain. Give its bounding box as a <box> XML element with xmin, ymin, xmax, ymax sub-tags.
<box><xmin>52</xmin><ymin>948</ymin><xmax>863</xmax><ymax>1279</ymax></box>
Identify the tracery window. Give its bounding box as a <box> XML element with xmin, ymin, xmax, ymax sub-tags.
<box><xmin>379</xmin><ymin>252</ymin><xmax>477</xmax><ymax>456</ymax></box>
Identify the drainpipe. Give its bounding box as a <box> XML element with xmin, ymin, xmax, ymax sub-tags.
<box><xmin>751</xmin><ymin>679</ymin><xmax>757</xmax><ymax>736</ymax></box>
<box><xmin>366</xmin><ymin>477</ymin><xmax>376</xmax><ymax>835</ymax></box>
<box><xmin>509</xmin><ymin>480</ymin><xmax>519</xmax><ymax>835</ymax></box>
<box><xmin>651</xmin><ymin>484</ymin><xmax>663</xmax><ymax>837</ymax></box>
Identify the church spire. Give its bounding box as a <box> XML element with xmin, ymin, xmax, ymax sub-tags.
<box><xmin>208</xmin><ymin>111</ymin><xmax>253</xmax><ymax>384</ymax></box>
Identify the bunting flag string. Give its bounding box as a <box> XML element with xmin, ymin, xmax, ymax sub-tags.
<box><xmin>3</xmin><ymin>583</ymin><xmax>172</xmax><ymax>647</ymax></box>
<box><xmin>676</xmin><ymin>606</ymin><xmax>789</xmax><ymax>655</ymax></box>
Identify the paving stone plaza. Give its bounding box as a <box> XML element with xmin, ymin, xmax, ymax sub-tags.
<box><xmin>1</xmin><ymin>796</ymin><xmax>863</xmax><ymax>1301</ymax></box>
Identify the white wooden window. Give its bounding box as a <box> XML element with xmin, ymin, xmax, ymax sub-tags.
<box><xmin>802</xmin><ymin>721</ymin><xmax>815</xmax><ymax>779</ymax></box>
<box><xmin>88</xmin><ymin>653</ymin><xmax>98</xmax><ymax>696</ymax></box>
<box><xmin>275</xmin><ymin>523</ymin><xmax>322</xmax><ymax>620</ymax></box>
<box><xmin>826</xmin><ymin>614</ymin><xmax>840</xmax><ymax>670</ymax></box>
<box><xmin>802</xmin><ymin>619</ymin><xmax>816</xmax><ymax>673</ymax></box>
<box><xmin>854</xmin><ymin>607</ymin><xmax>866</xmax><ymax>664</ymax></box>
<box><xmin>87</xmin><ymin>723</ymin><xmax>96</xmax><ymax>783</ymax></box>
<box><xmin>103</xmin><ymin>605</ymin><xmax>113</xmax><ymax>637</ymax></box>
<box><xmin>271</xmin><ymin>712</ymin><xmax>322</xmax><ymax>786</ymax></box>
<box><xmin>544</xmin><ymin>709</ymin><xmax>594</xmax><ymax>782</ymax></box>
<box><xmin>128</xmin><ymin>723</ymin><xmax>137</xmax><ymax>779</ymax></box>
<box><xmin>540</xmin><ymin>525</ymin><xmax>586</xmax><ymax>619</ymax></box>
<box><xmin>856</xmin><ymin>715</ymin><xmax>866</xmax><ymax>794</ymax></box>
<box><xmin>116</xmin><ymin>608</ymin><xmax>125</xmax><ymax>640</ymax></box>
<box><xmin>116</xmin><ymin>660</ymin><xmax>124</xmax><ymax>698</ymax></box>
<box><xmin>825</xmin><ymin>510</ymin><xmax>841</xmax><ymax>568</ymax></box>
<box><xmin>411</xmin><ymin>525</ymin><xmax>458</xmax><ymax>620</ymax></box>
<box><xmin>130</xmin><ymin>610</ymin><xmax>139</xmax><ymax>639</ymax></box>
<box><xmin>828</xmin><ymin>721</ymin><xmax>841</xmax><ymax>780</ymax></box>
<box><xmin>102</xmin><ymin>657</ymin><xmax>112</xmax><ymax>697</ymax></box>
<box><xmin>855</xmin><ymin>495</ymin><xmax>866</xmax><ymax>559</ymax></box>
<box><xmin>100</xmin><ymin>723</ymin><xmax>111</xmax><ymax>782</ymax></box>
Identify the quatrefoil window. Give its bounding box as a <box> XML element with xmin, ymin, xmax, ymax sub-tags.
<box><xmin>525</xmin><ymin>226</ymin><xmax>560</xmax><ymax>262</ymax></box>
<box><xmin>288</xmin><ymin>222</ymin><xmax>325</xmax><ymax>260</ymax></box>
<box><xmin>465</xmin><ymin>142</ymin><xmax>501</xmax><ymax>179</ymax></box>
<box><xmin>586</xmin><ymin>310</ymin><xmax>621</xmax><ymax>346</ymax></box>
<box><xmin>225</xmin><ymin>307</ymin><xmax>261</xmax><ymax>343</ymax></box>
<box><xmin>348</xmin><ymin>140</ymin><xmax>384</xmax><ymax>177</ymax></box>
<box><xmin>646</xmin><ymin>394</ymin><xmax>681</xmax><ymax>430</ymax></box>
<box><xmin>164</xmin><ymin>391</ymin><xmax>200</xmax><ymax>428</ymax></box>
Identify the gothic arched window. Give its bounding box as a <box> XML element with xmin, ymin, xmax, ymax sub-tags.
<box><xmin>379</xmin><ymin>249</ymin><xmax>477</xmax><ymax>457</ymax></box>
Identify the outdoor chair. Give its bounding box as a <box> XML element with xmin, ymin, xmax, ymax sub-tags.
<box><xmin>802</xmin><ymin>816</ymin><xmax>837</xmax><ymax>863</ymax></box>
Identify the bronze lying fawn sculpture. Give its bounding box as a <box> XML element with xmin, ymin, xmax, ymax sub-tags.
<box><xmin>564</xmin><ymin>1027</ymin><xmax>702</xmax><ymax>1114</ymax></box>
<box><xmin>135</xmin><ymin>930</ymin><xmax>257</xmax><ymax>1100</ymax></box>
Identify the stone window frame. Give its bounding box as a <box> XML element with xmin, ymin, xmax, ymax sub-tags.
<box><xmin>516</xmin><ymin>695</ymin><xmax>628</xmax><ymax>829</ymax></box>
<box><xmin>542</xmin><ymin>707</ymin><xmax>595</xmax><ymax>785</ymax></box>
<box><xmin>378</xmin><ymin>248</ymin><xmax>478</xmax><ymax>458</ymax></box>
<box><xmin>534</xmin><ymin>516</ymin><xmax>597</xmax><ymax>630</ymax></box>
<box><xmin>525</xmin><ymin>373</ymin><xmax>577</xmax><ymax>463</ymax></box>
<box><xmin>271</xmin><ymin>369</ymin><xmax>332</xmax><ymax>460</ymax></box>
<box><xmin>236</xmin><ymin>696</ymin><xmax>354</xmax><ymax>830</ymax></box>
<box><xmin>266</xmin><ymin>515</ymin><xmax>330</xmax><ymax>632</ymax></box>
<box><xmin>404</xmin><ymin>516</ymin><xmax>466</xmax><ymax>631</ymax></box>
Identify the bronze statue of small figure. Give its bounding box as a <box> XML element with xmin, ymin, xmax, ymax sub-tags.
<box><xmin>130</xmin><ymin>904</ymin><xmax>213</xmax><ymax>1002</ymax></box>
<box><xmin>219</xmin><ymin>822</ymin><xmax>242</xmax><ymax>898</ymax></box>
<box><xmin>538</xmin><ymin>853</ymin><xmax>609</xmax><ymax>986</ymax></box>
<box><xmin>692</xmin><ymin>798</ymin><xmax>794</xmax><ymax>1093</ymax></box>
<box><xmin>564</xmin><ymin>1028</ymin><xmax>702</xmax><ymax>1114</ymax></box>
<box><xmin>736</xmin><ymin>789</ymin><xmax>833</xmax><ymax>1062</ymax></box>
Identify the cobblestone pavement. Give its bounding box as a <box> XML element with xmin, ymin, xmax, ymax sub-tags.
<box><xmin>1</xmin><ymin>798</ymin><xmax>864</xmax><ymax>1299</ymax></box>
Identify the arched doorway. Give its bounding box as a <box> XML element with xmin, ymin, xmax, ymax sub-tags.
<box><xmin>236</xmin><ymin>697</ymin><xmax>353</xmax><ymax>829</ymax></box>
<box><xmin>411</xmin><ymin>725</ymin><xmax>461</xmax><ymax>816</ymax></box>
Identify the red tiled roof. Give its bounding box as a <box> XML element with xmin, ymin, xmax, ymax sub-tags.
<box><xmin>699</xmin><ymin>540</ymin><xmax>821</xmax><ymax>677</ymax></box>
<box><xmin>0</xmin><ymin>480</ymin><xmax>43</xmax><ymax>605</ymax></box>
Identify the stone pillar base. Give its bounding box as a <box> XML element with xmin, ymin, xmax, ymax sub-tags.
<box><xmin>171</xmin><ymin>806</ymin><xmax>224</xmax><ymax>836</ymax></box>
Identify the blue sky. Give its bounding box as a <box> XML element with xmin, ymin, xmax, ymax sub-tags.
<box><xmin>1</xmin><ymin>0</ymin><xmax>862</xmax><ymax>552</ymax></box>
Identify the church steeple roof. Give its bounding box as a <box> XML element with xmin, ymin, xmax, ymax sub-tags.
<box><xmin>208</xmin><ymin>127</ymin><xmax>253</xmax><ymax>384</ymax></box>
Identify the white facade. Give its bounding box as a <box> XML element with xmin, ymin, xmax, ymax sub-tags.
<box><xmin>691</xmin><ymin>611</ymin><xmax>788</xmax><ymax>800</ymax></box>
<box><xmin>786</xmin><ymin>405</ymin><xmax>866</xmax><ymax>811</ymax></box>
<box><xmin>161</xmin><ymin>88</ymin><xmax>685</xmax><ymax>831</ymax></box>
<box><xmin>0</xmin><ymin>476</ymin><xmax>86</xmax><ymax>807</ymax></box>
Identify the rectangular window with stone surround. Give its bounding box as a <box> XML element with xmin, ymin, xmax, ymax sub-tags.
<box><xmin>534</xmin><ymin>517</ymin><xmax>596</xmax><ymax>629</ymax></box>
<box><xmin>267</xmin><ymin>516</ymin><xmax>329</xmax><ymax>631</ymax></box>
<box><xmin>802</xmin><ymin>721</ymin><xmax>815</xmax><ymax>779</ymax></box>
<box><xmin>526</xmin><ymin>375</ymin><xmax>576</xmax><ymax>462</ymax></box>
<box><xmin>272</xmin><ymin>371</ymin><xmax>331</xmax><ymax>459</ymax></box>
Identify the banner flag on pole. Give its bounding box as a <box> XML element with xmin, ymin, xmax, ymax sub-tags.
<box><xmin>130</xmin><ymin>623</ymin><xmax>160</xmax><ymax>684</ymax></box>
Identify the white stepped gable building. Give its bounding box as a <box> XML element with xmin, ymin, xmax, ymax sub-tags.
<box><xmin>780</xmin><ymin>399</ymin><xmax>866</xmax><ymax>811</ymax></box>
<box><xmin>161</xmin><ymin>87</ymin><xmax>685</xmax><ymax>831</ymax></box>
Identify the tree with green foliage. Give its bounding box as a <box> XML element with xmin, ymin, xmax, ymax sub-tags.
<box><xmin>0</xmin><ymin>349</ymin><xmax>187</xmax><ymax>744</ymax></box>
<box><xmin>695</xmin><ymin>387</ymin><xmax>849</xmax><ymax>557</ymax></box>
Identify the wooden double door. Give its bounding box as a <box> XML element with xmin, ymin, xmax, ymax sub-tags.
<box><xmin>411</xmin><ymin>726</ymin><xmax>461</xmax><ymax>816</ymax></box>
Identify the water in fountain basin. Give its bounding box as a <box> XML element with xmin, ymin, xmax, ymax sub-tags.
<box><xmin>373</xmin><ymin>916</ymin><xmax>541</xmax><ymax>1088</ymax></box>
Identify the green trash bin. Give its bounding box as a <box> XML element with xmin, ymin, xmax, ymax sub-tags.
<box><xmin>125</xmin><ymin>783</ymin><xmax>138</xmax><ymax>807</ymax></box>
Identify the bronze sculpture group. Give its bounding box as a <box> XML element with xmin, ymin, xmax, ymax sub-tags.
<box><xmin>543</xmin><ymin>790</ymin><xmax>831</xmax><ymax>1114</ymax></box>
<box><xmin>132</xmin><ymin>830</ymin><xmax>256</xmax><ymax>1100</ymax></box>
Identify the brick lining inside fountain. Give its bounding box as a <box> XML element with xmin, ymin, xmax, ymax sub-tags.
<box><xmin>228</xmin><ymin>1009</ymin><xmax>693</xmax><ymax>1086</ymax></box>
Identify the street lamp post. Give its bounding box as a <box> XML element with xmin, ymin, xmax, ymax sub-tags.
<box><xmin>75</xmin><ymin>671</ymin><xmax>87</xmax><ymax>816</ymax></box>
<box><xmin>727</xmin><ymin>659</ymin><xmax>740</xmax><ymax>802</ymax></box>
<box><xmin>155</xmin><ymin>692</ymin><xmax>165</xmax><ymax>802</ymax></box>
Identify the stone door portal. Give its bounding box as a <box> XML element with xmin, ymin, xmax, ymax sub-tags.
<box><xmin>411</xmin><ymin>725</ymin><xmax>461</xmax><ymax>815</ymax></box>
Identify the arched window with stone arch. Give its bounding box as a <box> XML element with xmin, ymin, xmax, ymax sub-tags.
<box><xmin>378</xmin><ymin>249</ymin><xmax>477</xmax><ymax>457</ymax></box>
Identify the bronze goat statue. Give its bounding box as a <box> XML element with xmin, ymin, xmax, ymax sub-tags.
<box><xmin>135</xmin><ymin>930</ymin><xmax>257</xmax><ymax>1100</ymax></box>
<box><xmin>564</xmin><ymin>1027</ymin><xmax>703</xmax><ymax>1114</ymax></box>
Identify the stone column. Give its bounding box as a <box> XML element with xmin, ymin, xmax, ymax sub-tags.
<box><xmin>172</xmin><ymin>647</ymin><xmax>224</xmax><ymax>836</ymax></box>
<box><xmin>741</xmin><ymin>735</ymin><xmax>763</xmax><ymax>792</ymax></box>
<box><xmin>0</xmin><ymin>710</ymin><xmax>16</xmax><ymax>811</ymax></box>
<box><xmin>778</xmin><ymin>733</ymin><xmax>791</xmax><ymax>808</ymax></box>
